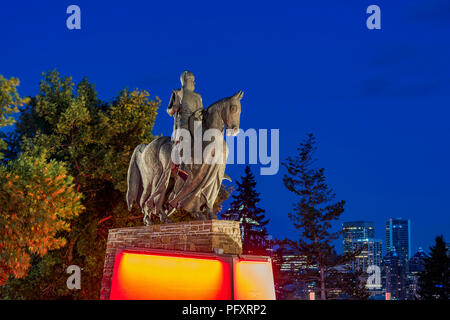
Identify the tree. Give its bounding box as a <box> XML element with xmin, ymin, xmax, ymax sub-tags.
<box><xmin>282</xmin><ymin>133</ymin><xmax>345</xmax><ymax>300</ymax></box>
<box><xmin>418</xmin><ymin>235</ymin><xmax>449</xmax><ymax>300</ymax></box>
<box><xmin>0</xmin><ymin>70</ymin><xmax>160</xmax><ymax>299</ymax></box>
<box><xmin>221</xmin><ymin>165</ymin><xmax>269</xmax><ymax>255</ymax></box>
<box><xmin>0</xmin><ymin>75</ymin><xmax>27</xmax><ymax>160</ymax></box>
<box><xmin>270</xmin><ymin>238</ymin><xmax>309</xmax><ymax>300</ymax></box>
<box><xmin>324</xmin><ymin>255</ymin><xmax>370</xmax><ymax>300</ymax></box>
<box><xmin>0</xmin><ymin>151</ymin><xmax>84</xmax><ymax>286</ymax></box>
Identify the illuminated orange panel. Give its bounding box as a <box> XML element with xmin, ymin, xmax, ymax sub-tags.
<box><xmin>110</xmin><ymin>252</ymin><xmax>231</xmax><ymax>300</ymax></box>
<box><xmin>233</xmin><ymin>260</ymin><xmax>276</xmax><ymax>300</ymax></box>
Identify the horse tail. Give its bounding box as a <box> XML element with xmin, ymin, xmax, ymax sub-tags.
<box><xmin>126</xmin><ymin>144</ymin><xmax>146</xmax><ymax>211</ymax></box>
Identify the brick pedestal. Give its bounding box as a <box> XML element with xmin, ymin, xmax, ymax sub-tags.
<box><xmin>100</xmin><ymin>220</ymin><xmax>242</xmax><ymax>300</ymax></box>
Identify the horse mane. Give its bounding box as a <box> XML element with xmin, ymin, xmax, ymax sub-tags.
<box><xmin>203</xmin><ymin>94</ymin><xmax>235</xmax><ymax>130</ymax></box>
<box><xmin>206</xmin><ymin>95</ymin><xmax>231</xmax><ymax>113</ymax></box>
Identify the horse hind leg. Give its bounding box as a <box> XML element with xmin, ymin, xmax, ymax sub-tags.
<box><xmin>192</xmin><ymin>210</ymin><xmax>207</xmax><ymax>221</ymax></box>
<box><xmin>206</xmin><ymin>207</ymin><xmax>218</xmax><ymax>220</ymax></box>
<box><xmin>159</xmin><ymin>210</ymin><xmax>171</xmax><ymax>224</ymax></box>
<box><xmin>126</xmin><ymin>144</ymin><xmax>146</xmax><ymax>211</ymax></box>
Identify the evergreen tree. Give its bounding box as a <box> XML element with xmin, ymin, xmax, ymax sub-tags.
<box><xmin>221</xmin><ymin>165</ymin><xmax>269</xmax><ymax>255</ymax></box>
<box><xmin>418</xmin><ymin>235</ymin><xmax>449</xmax><ymax>300</ymax></box>
<box><xmin>324</xmin><ymin>254</ymin><xmax>370</xmax><ymax>300</ymax></box>
<box><xmin>282</xmin><ymin>133</ymin><xmax>345</xmax><ymax>300</ymax></box>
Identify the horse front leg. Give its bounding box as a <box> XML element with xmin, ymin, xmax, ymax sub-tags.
<box><xmin>143</xmin><ymin>209</ymin><xmax>152</xmax><ymax>226</ymax></box>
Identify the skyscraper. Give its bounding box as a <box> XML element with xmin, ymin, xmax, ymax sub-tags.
<box><xmin>342</xmin><ymin>221</ymin><xmax>383</xmax><ymax>281</ymax></box>
<box><xmin>342</xmin><ymin>221</ymin><xmax>383</xmax><ymax>298</ymax></box>
<box><xmin>343</xmin><ymin>221</ymin><xmax>375</xmax><ymax>254</ymax></box>
<box><xmin>345</xmin><ymin>238</ymin><xmax>383</xmax><ymax>274</ymax></box>
<box><xmin>407</xmin><ymin>247</ymin><xmax>427</xmax><ymax>299</ymax></box>
<box><xmin>386</xmin><ymin>218</ymin><xmax>411</xmax><ymax>263</ymax></box>
<box><xmin>382</xmin><ymin>249</ymin><xmax>408</xmax><ymax>300</ymax></box>
<box><xmin>384</xmin><ymin>218</ymin><xmax>412</xmax><ymax>299</ymax></box>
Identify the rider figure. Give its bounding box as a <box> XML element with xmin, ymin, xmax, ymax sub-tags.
<box><xmin>167</xmin><ymin>71</ymin><xmax>204</xmax><ymax>180</ymax></box>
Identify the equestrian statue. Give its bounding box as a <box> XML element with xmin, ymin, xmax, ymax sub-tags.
<box><xmin>126</xmin><ymin>71</ymin><xmax>243</xmax><ymax>225</ymax></box>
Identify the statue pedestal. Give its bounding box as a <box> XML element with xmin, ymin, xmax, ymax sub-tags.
<box><xmin>100</xmin><ymin>220</ymin><xmax>243</xmax><ymax>300</ymax></box>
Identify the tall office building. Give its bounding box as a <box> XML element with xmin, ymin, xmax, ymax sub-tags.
<box><xmin>407</xmin><ymin>247</ymin><xmax>427</xmax><ymax>300</ymax></box>
<box><xmin>343</xmin><ymin>221</ymin><xmax>375</xmax><ymax>254</ymax></box>
<box><xmin>382</xmin><ymin>249</ymin><xmax>408</xmax><ymax>300</ymax></box>
<box><xmin>346</xmin><ymin>238</ymin><xmax>383</xmax><ymax>273</ymax></box>
<box><xmin>386</xmin><ymin>218</ymin><xmax>411</xmax><ymax>263</ymax></box>
<box><xmin>342</xmin><ymin>221</ymin><xmax>383</xmax><ymax>274</ymax></box>
<box><xmin>384</xmin><ymin>218</ymin><xmax>411</xmax><ymax>299</ymax></box>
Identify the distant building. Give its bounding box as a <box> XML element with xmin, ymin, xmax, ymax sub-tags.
<box><xmin>342</xmin><ymin>221</ymin><xmax>383</xmax><ymax>296</ymax></box>
<box><xmin>382</xmin><ymin>249</ymin><xmax>408</xmax><ymax>300</ymax></box>
<box><xmin>342</xmin><ymin>222</ymin><xmax>382</xmax><ymax>272</ymax></box>
<box><xmin>386</xmin><ymin>218</ymin><xmax>411</xmax><ymax>263</ymax></box>
<box><xmin>271</xmin><ymin>243</ymin><xmax>317</xmax><ymax>300</ymax></box>
<box><xmin>342</xmin><ymin>221</ymin><xmax>375</xmax><ymax>254</ymax></box>
<box><xmin>383</xmin><ymin>218</ymin><xmax>412</xmax><ymax>300</ymax></box>
<box><xmin>407</xmin><ymin>247</ymin><xmax>427</xmax><ymax>300</ymax></box>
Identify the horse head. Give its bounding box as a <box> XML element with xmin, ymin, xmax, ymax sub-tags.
<box><xmin>222</xmin><ymin>90</ymin><xmax>243</xmax><ymax>136</ymax></box>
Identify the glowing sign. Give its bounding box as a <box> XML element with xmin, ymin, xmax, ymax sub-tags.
<box><xmin>110</xmin><ymin>251</ymin><xmax>231</xmax><ymax>300</ymax></box>
<box><xmin>234</xmin><ymin>259</ymin><xmax>276</xmax><ymax>300</ymax></box>
<box><xmin>109</xmin><ymin>250</ymin><xmax>275</xmax><ymax>300</ymax></box>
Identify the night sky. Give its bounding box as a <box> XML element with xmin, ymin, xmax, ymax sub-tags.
<box><xmin>1</xmin><ymin>0</ymin><xmax>449</xmax><ymax>255</ymax></box>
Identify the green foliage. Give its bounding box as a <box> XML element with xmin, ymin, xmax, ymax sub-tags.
<box><xmin>221</xmin><ymin>165</ymin><xmax>269</xmax><ymax>255</ymax></box>
<box><xmin>0</xmin><ymin>75</ymin><xmax>28</xmax><ymax>160</ymax></box>
<box><xmin>282</xmin><ymin>134</ymin><xmax>347</xmax><ymax>300</ymax></box>
<box><xmin>0</xmin><ymin>70</ymin><xmax>160</xmax><ymax>299</ymax></box>
<box><xmin>418</xmin><ymin>235</ymin><xmax>449</xmax><ymax>300</ymax></box>
<box><xmin>0</xmin><ymin>151</ymin><xmax>84</xmax><ymax>286</ymax></box>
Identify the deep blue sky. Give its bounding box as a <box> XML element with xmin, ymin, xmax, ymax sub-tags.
<box><xmin>1</xmin><ymin>0</ymin><xmax>449</xmax><ymax>255</ymax></box>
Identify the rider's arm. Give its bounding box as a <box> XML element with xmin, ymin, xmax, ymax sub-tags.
<box><xmin>198</xmin><ymin>94</ymin><xmax>203</xmax><ymax>109</ymax></box>
<box><xmin>167</xmin><ymin>90</ymin><xmax>181</xmax><ymax>116</ymax></box>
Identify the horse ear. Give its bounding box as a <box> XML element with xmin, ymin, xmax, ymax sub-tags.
<box><xmin>234</xmin><ymin>90</ymin><xmax>244</xmax><ymax>100</ymax></box>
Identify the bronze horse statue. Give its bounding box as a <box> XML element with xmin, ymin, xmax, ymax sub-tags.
<box><xmin>126</xmin><ymin>91</ymin><xmax>243</xmax><ymax>225</ymax></box>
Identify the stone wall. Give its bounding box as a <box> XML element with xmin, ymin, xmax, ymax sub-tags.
<box><xmin>100</xmin><ymin>220</ymin><xmax>242</xmax><ymax>300</ymax></box>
